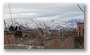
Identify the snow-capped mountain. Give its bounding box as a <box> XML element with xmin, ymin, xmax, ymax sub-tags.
<box><xmin>68</xmin><ymin>19</ymin><xmax>84</xmax><ymax>24</ymax></box>
<box><xmin>4</xmin><ymin>18</ymin><xmax>84</xmax><ymax>30</ymax></box>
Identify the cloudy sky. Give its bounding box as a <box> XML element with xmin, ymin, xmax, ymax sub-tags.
<box><xmin>3</xmin><ymin>3</ymin><xmax>84</xmax><ymax>21</ymax></box>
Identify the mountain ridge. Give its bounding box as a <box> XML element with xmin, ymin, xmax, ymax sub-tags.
<box><xmin>4</xmin><ymin>18</ymin><xmax>84</xmax><ymax>30</ymax></box>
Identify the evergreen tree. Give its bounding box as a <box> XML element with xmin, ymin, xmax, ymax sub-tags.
<box><xmin>74</xmin><ymin>36</ymin><xmax>84</xmax><ymax>48</ymax></box>
<box><xmin>14</xmin><ymin>31</ymin><xmax>22</xmax><ymax>48</ymax></box>
<box><xmin>15</xmin><ymin>26</ymin><xmax>18</xmax><ymax>31</ymax></box>
<box><xmin>9</xmin><ymin>26</ymin><xmax>14</xmax><ymax>31</ymax></box>
<box><xmin>14</xmin><ymin>31</ymin><xmax>22</xmax><ymax>38</ymax></box>
<box><xmin>19</xmin><ymin>26</ymin><xmax>21</xmax><ymax>30</ymax></box>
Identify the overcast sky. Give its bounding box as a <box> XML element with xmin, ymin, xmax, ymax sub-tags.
<box><xmin>3</xmin><ymin>3</ymin><xmax>84</xmax><ymax>21</ymax></box>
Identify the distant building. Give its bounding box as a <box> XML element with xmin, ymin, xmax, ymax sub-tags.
<box><xmin>50</xmin><ymin>30</ymin><xmax>58</xmax><ymax>39</ymax></box>
<box><xmin>58</xmin><ymin>29</ymin><xmax>78</xmax><ymax>37</ymax></box>
<box><xmin>4</xmin><ymin>31</ymin><xmax>15</xmax><ymax>44</ymax></box>
<box><xmin>77</xmin><ymin>22</ymin><xmax>84</xmax><ymax>37</ymax></box>
<box><xmin>70</xmin><ymin>29</ymin><xmax>78</xmax><ymax>36</ymax></box>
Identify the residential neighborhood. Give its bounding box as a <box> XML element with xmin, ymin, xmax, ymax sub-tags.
<box><xmin>4</xmin><ymin>22</ymin><xmax>84</xmax><ymax>49</ymax></box>
<box><xmin>4</xmin><ymin>4</ymin><xmax>84</xmax><ymax>49</ymax></box>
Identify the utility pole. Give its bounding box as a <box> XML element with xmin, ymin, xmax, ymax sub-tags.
<box><xmin>8</xmin><ymin>4</ymin><xmax>14</xmax><ymax>49</ymax></box>
<box><xmin>8</xmin><ymin>4</ymin><xmax>13</xmax><ymax>26</ymax></box>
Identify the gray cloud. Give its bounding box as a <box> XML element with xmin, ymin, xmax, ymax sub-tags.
<box><xmin>4</xmin><ymin>3</ymin><xmax>84</xmax><ymax>20</ymax></box>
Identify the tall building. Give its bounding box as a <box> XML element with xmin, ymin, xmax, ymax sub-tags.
<box><xmin>77</xmin><ymin>22</ymin><xmax>84</xmax><ymax>37</ymax></box>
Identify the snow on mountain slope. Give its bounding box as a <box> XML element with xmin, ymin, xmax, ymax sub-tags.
<box><xmin>4</xmin><ymin>18</ymin><xmax>84</xmax><ymax>30</ymax></box>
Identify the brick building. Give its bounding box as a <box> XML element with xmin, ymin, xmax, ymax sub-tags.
<box><xmin>4</xmin><ymin>31</ymin><xmax>15</xmax><ymax>44</ymax></box>
<box><xmin>77</xmin><ymin>22</ymin><xmax>84</xmax><ymax>37</ymax></box>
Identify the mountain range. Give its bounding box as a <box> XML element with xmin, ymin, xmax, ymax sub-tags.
<box><xmin>4</xmin><ymin>18</ymin><xmax>84</xmax><ymax>30</ymax></box>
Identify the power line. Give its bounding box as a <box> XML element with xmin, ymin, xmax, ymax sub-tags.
<box><xmin>77</xmin><ymin>4</ymin><xmax>84</xmax><ymax>13</ymax></box>
<box><xmin>8</xmin><ymin>4</ymin><xmax>13</xmax><ymax>26</ymax></box>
